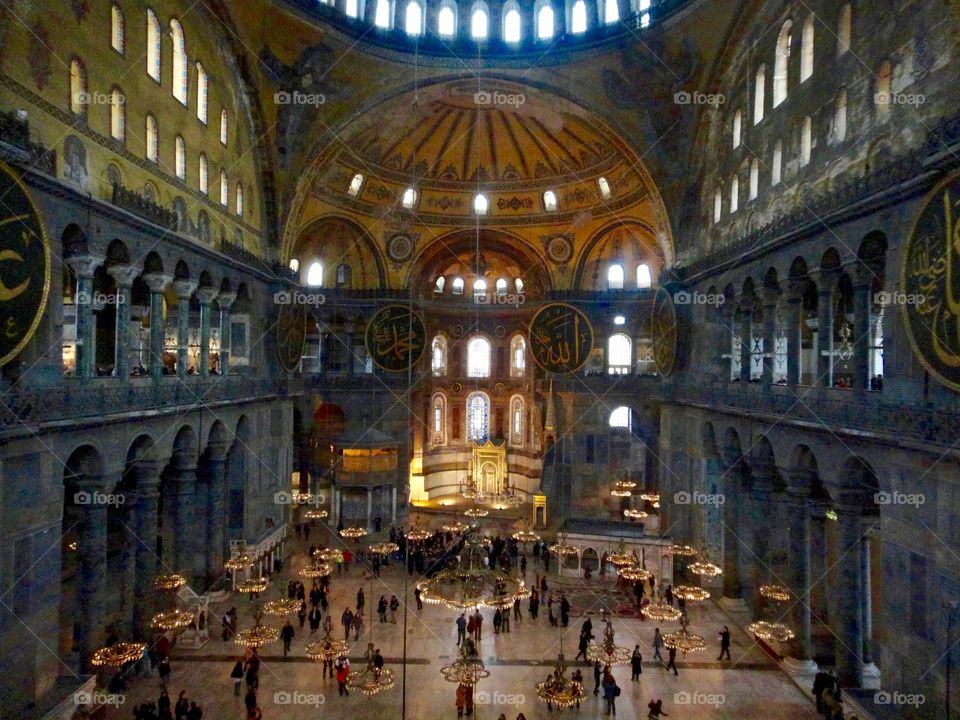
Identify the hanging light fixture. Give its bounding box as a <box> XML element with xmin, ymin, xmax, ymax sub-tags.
<box><xmin>442</xmin><ymin>521</ymin><xmax>469</xmax><ymax>534</ymax></box>
<box><xmin>639</xmin><ymin>492</ymin><xmax>660</xmax><ymax>503</ymax></box>
<box><xmin>663</xmin><ymin>617</ymin><xmax>707</xmax><ymax>655</ymax></box>
<box><xmin>305</xmin><ymin>630</ymin><xmax>350</xmax><ymax>662</ymax></box>
<box><xmin>369</xmin><ymin>542</ymin><xmax>400</xmax><ymax>556</ymax></box>
<box><xmin>535</xmin><ymin>628</ymin><xmax>584</xmax><ymax>710</ymax></box>
<box><xmin>464</xmin><ymin>508</ymin><xmax>488</xmax><ymax>518</ymax></box>
<box><xmin>299</xmin><ymin>562</ymin><xmax>332</xmax><ymax>579</ymax></box>
<box><xmin>237</xmin><ymin>576</ymin><xmax>269</xmax><ymax>594</ymax></box>
<box><xmin>440</xmin><ymin>644</ymin><xmax>490</xmax><ymax>686</ymax></box>
<box><xmin>263</xmin><ymin>599</ymin><xmax>302</xmax><ymax>616</ymax></box>
<box><xmin>585</xmin><ymin>617</ymin><xmax>632</xmax><ymax>665</ymax></box>
<box><xmin>748</xmin><ymin>620</ymin><xmax>795</xmax><ymax>644</ymax></box>
<box><xmin>340</xmin><ymin>526</ymin><xmax>368</xmax><ymax>540</ymax></box>
<box><xmin>623</xmin><ymin>508</ymin><xmax>648</xmax><ymax>520</ymax></box>
<box><xmin>642</xmin><ymin>599</ymin><xmax>682</xmax><ymax>622</ymax></box>
<box><xmin>512</xmin><ymin>522</ymin><xmax>539</xmax><ymax>543</ymax></box>
<box><xmin>618</xmin><ymin>565</ymin><xmax>653</xmax><ymax>582</ymax></box>
<box><xmin>406</xmin><ymin>527</ymin><xmax>432</xmax><ymax>542</ymax></box>
<box><xmin>670</xmin><ymin>544</ymin><xmax>697</xmax><ymax>557</ymax></box>
<box><xmin>153</xmin><ymin>573</ymin><xmax>187</xmax><ymax>593</ymax></box>
<box><xmin>673</xmin><ymin>585</ymin><xmax>710</xmax><ymax>602</ymax></box>
<box><xmin>234</xmin><ymin>606</ymin><xmax>280</xmax><ymax>648</ymax></box>
<box><xmin>346</xmin><ymin>570</ymin><xmax>394</xmax><ymax>697</ymax></box>
<box><xmin>303</xmin><ymin>509</ymin><xmax>328</xmax><ymax>521</ymax></box>
<box><xmin>759</xmin><ymin>584</ymin><xmax>791</xmax><ymax>602</ymax></box>
<box><xmin>314</xmin><ymin>548</ymin><xmax>344</xmax><ymax>564</ymax></box>
<box><xmin>225</xmin><ymin>552</ymin><xmax>255</xmax><ymax>572</ymax></box>
<box><xmin>688</xmin><ymin>560</ymin><xmax>723</xmax><ymax>577</ymax></box>
<box><xmin>90</xmin><ymin>642</ymin><xmax>147</xmax><ymax>667</ymax></box>
<box><xmin>607</xmin><ymin>540</ymin><xmax>637</xmax><ymax>568</ymax></box>
<box><xmin>549</xmin><ymin>532</ymin><xmax>580</xmax><ymax>556</ymax></box>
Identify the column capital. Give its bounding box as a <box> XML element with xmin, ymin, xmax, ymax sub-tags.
<box><xmin>133</xmin><ymin>458</ymin><xmax>165</xmax><ymax>494</ymax></box>
<box><xmin>207</xmin><ymin>438</ymin><xmax>231</xmax><ymax>461</ymax></box>
<box><xmin>785</xmin><ymin>279</ymin><xmax>807</xmax><ymax>303</ymax></box>
<box><xmin>143</xmin><ymin>272</ymin><xmax>174</xmax><ymax>294</ymax></box>
<box><xmin>107</xmin><ymin>263</ymin><xmax>142</xmax><ymax>287</ymax></box>
<box><xmin>64</xmin><ymin>253</ymin><xmax>105</xmax><ymax>278</ymax></box>
<box><xmin>832</xmin><ymin>490</ymin><xmax>865</xmax><ymax>517</ymax></box>
<box><xmin>785</xmin><ymin>469</ymin><xmax>815</xmax><ymax>497</ymax></box>
<box><xmin>196</xmin><ymin>287</ymin><xmax>219</xmax><ymax>305</ymax></box>
<box><xmin>761</xmin><ymin>283</ymin><xmax>781</xmax><ymax>307</ymax></box>
<box><xmin>738</xmin><ymin>293</ymin><xmax>756</xmax><ymax>314</ymax></box>
<box><xmin>811</xmin><ymin>269</ymin><xmax>841</xmax><ymax>294</ymax></box>
<box><xmin>217</xmin><ymin>290</ymin><xmax>237</xmax><ymax>311</ymax></box>
<box><xmin>172</xmin><ymin>279</ymin><xmax>198</xmax><ymax>300</ymax></box>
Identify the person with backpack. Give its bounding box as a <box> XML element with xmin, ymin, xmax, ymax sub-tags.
<box><xmin>335</xmin><ymin>656</ymin><xmax>350</xmax><ymax>696</ymax></box>
<box><xmin>602</xmin><ymin>668</ymin><xmax>620</xmax><ymax>715</ymax></box>
<box><xmin>230</xmin><ymin>659</ymin><xmax>244</xmax><ymax>695</ymax></box>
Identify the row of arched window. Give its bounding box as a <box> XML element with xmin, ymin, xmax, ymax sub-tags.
<box><xmin>432</xmin><ymin>335</ymin><xmax>526</xmax><ymax>378</ymax></box>
<box><xmin>433</xmin><ymin>276</ymin><xmax>524</xmax><ymax>296</ymax></box>
<box><xmin>606</xmin><ymin>262</ymin><xmax>653</xmax><ymax>290</ymax></box>
<box><xmin>431</xmin><ymin>392</ymin><xmax>526</xmax><ymax>445</ymax></box>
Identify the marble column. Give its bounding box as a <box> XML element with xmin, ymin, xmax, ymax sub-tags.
<box><xmin>316</xmin><ymin>321</ymin><xmax>327</xmax><ymax>377</ymax></box>
<box><xmin>217</xmin><ymin>290</ymin><xmax>236</xmax><ymax>376</ymax></box>
<box><xmin>851</xmin><ymin>268</ymin><xmax>873</xmax><ymax>392</ymax></box>
<box><xmin>808</xmin><ymin>500</ymin><xmax>830</xmax><ymax>631</ymax></box>
<box><xmin>169</xmin><ymin>454</ymin><xmax>200</xmax><ymax>587</ymax></box>
<box><xmin>738</xmin><ymin>296</ymin><xmax>753</xmax><ymax>382</ymax></box>
<box><xmin>206</xmin><ymin>440</ymin><xmax>231</xmax><ymax>584</ymax></box>
<box><xmin>131</xmin><ymin>458</ymin><xmax>163</xmax><ymax>639</ymax></box>
<box><xmin>108</xmin><ymin>265</ymin><xmax>141</xmax><ymax>378</ymax></box>
<box><xmin>786</xmin><ymin>471</ymin><xmax>815</xmax><ymax>667</ymax></box>
<box><xmin>813</xmin><ymin>272</ymin><xmax>838</xmax><ymax>388</ymax></box>
<box><xmin>366</xmin><ymin>487</ymin><xmax>373</xmax><ymax>529</ymax></box>
<box><xmin>391</xmin><ymin>486</ymin><xmax>397</xmax><ymax>522</ymax></box>
<box><xmin>345</xmin><ymin>323</ymin><xmax>356</xmax><ymax>378</ymax></box>
<box><xmin>761</xmin><ymin>285</ymin><xmax>779</xmax><ymax>386</ymax></box>
<box><xmin>748</xmin><ymin>466</ymin><xmax>775</xmax><ymax>609</ymax></box>
<box><xmin>196</xmin><ymin>287</ymin><xmax>219</xmax><ymax>375</ymax></box>
<box><xmin>172</xmin><ymin>280</ymin><xmax>196</xmax><ymax>377</ymax></box>
<box><xmin>785</xmin><ymin>282</ymin><xmax>804</xmax><ymax>386</ymax></box>
<box><xmin>65</xmin><ymin>254</ymin><xmax>103</xmax><ymax>379</ymax></box>
<box><xmin>833</xmin><ymin>495</ymin><xmax>864</xmax><ymax>687</ymax></box>
<box><xmin>74</xmin><ymin>474</ymin><xmax>111</xmax><ymax>671</ymax></box>
<box><xmin>721</xmin><ymin>456</ymin><xmax>743</xmax><ymax>602</ymax></box>
<box><xmin>143</xmin><ymin>273</ymin><xmax>173</xmax><ymax>379</ymax></box>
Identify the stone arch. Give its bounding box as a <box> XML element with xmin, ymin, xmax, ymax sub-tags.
<box><xmin>105</xmin><ymin>239</ymin><xmax>131</xmax><ymax>267</ymax></box>
<box><xmin>174</xmin><ymin>259</ymin><xmax>191</xmax><ymax>280</ymax></box>
<box><xmin>227</xmin><ymin>415</ymin><xmax>252</xmax><ymax>541</ymax></box>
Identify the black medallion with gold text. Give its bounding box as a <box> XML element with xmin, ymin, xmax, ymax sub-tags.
<box><xmin>0</xmin><ymin>161</ymin><xmax>50</xmax><ymax>367</ymax></box>
<box><xmin>276</xmin><ymin>302</ymin><xmax>307</xmax><ymax>374</ymax></box>
<box><xmin>365</xmin><ymin>305</ymin><xmax>426</xmax><ymax>372</ymax></box>
<box><xmin>528</xmin><ymin>302</ymin><xmax>593</xmax><ymax>373</ymax></box>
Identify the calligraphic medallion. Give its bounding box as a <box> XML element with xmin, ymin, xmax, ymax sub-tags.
<box><xmin>528</xmin><ymin>303</ymin><xmax>593</xmax><ymax>373</ymax></box>
<box><xmin>902</xmin><ymin>173</ymin><xmax>960</xmax><ymax>390</ymax></box>
<box><xmin>276</xmin><ymin>301</ymin><xmax>307</xmax><ymax>373</ymax></box>
<box><xmin>650</xmin><ymin>288</ymin><xmax>678</xmax><ymax>376</ymax></box>
<box><xmin>365</xmin><ymin>304</ymin><xmax>426</xmax><ymax>372</ymax></box>
<box><xmin>0</xmin><ymin>161</ymin><xmax>50</xmax><ymax>367</ymax></box>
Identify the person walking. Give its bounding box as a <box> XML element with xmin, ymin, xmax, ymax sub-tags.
<box><xmin>456</xmin><ymin>613</ymin><xmax>467</xmax><ymax>646</ymax></box>
<box><xmin>631</xmin><ymin>645</ymin><xmax>643</xmax><ymax>681</ymax></box>
<box><xmin>415</xmin><ymin>586</ymin><xmax>423</xmax><ymax>610</ymax></box>
<box><xmin>665</xmin><ymin>584</ymin><xmax>673</xmax><ymax>607</ymax></box>
<box><xmin>529</xmin><ymin>589</ymin><xmax>539</xmax><ymax>619</ymax></box>
<box><xmin>280</xmin><ymin>620</ymin><xmax>295</xmax><ymax>656</ymax></box>
<box><xmin>493</xmin><ymin>608</ymin><xmax>502</xmax><ymax>634</ymax></box>
<box><xmin>335</xmin><ymin>657</ymin><xmax>350</xmax><ymax>696</ymax></box>
<box><xmin>309</xmin><ymin>606</ymin><xmax>321</xmax><ymax>634</ymax></box>
<box><xmin>456</xmin><ymin>683</ymin><xmax>467</xmax><ymax>717</ymax></box>
<box><xmin>474</xmin><ymin>611</ymin><xmax>483</xmax><ymax>641</ymax></box>
<box><xmin>352</xmin><ymin>611</ymin><xmax>363</xmax><ymax>640</ymax></box>
<box><xmin>230</xmin><ymin>660</ymin><xmax>244</xmax><ymax>695</ymax></box>
<box><xmin>501</xmin><ymin>606</ymin><xmax>510</xmax><ymax>633</ymax></box>
<box><xmin>158</xmin><ymin>657</ymin><xmax>171</xmax><ymax>689</ymax></box>
<box><xmin>666</xmin><ymin>646</ymin><xmax>679</xmax><ymax>676</ymax></box>
<box><xmin>647</xmin><ymin>699</ymin><xmax>670</xmax><ymax>718</ymax></box>
<box><xmin>297</xmin><ymin>601</ymin><xmax>307</xmax><ymax>629</ymax></box>
<box><xmin>341</xmin><ymin>608</ymin><xmax>353</xmax><ymax>641</ymax></box>
<box><xmin>602</xmin><ymin>673</ymin><xmax>620</xmax><ymax>715</ymax></box>
<box><xmin>356</xmin><ymin>587</ymin><xmax>365</xmax><ymax>613</ymax></box>
<box><xmin>717</xmin><ymin>625</ymin><xmax>731</xmax><ymax>660</ymax></box>
<box><xmin>174</xmin><ymin>690</ymin><xmax>189</xmax><ymax>720</ymax></box>
<box><xmin>576</xmin><ymin>629</ymin><xmax>589</xmax><ymax>662</ymax></box>
<box><xmin>513</xmin><ymin>595</ymin><xmax>522</xmax><ymax>623</ymax></box>
<box><xmin>389</xmin><ymin>595</ymin><xmax>399</xmax><ymax>623</ymax></box>
<box><xmin>185</xmin><ymin>702</ymin><xmax>202</xmax><ymax>720</ymax></box>
<box><xmin>653</xmin><ymin>627</ymin><xmax>664</xmax><ymax>662</ymax></box>
<box><xmin>378</xmin><ymin>596</ymin><xmax>388</xmax><ymax>623</ymax></box>
<box><xmin>593</xmin><ymin>660</ymin><xmax>602</xmax><ymax>695</ymax></box>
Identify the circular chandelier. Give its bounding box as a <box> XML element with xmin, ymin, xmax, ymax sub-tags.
<box><xmin>618</xmin><ymin>565</ymin><xmax>653</xmax><ymax>582</ymax></box>
<box><xmin>234</xmin><ymin>607</ymin><xmax>280</xmax><ymax>648</ymax></box>
<box><xmin>263</xmin><ymin>599</ymin><xmax>302</xmax><ymax>616</ymax></box>
<box><xmin>406</xmin><ymin>527</ymin><xmax>431</xmax><ymax>542</ymax></box>
<box><xmin>237</xmin><ymin>576</ymin><xmax>269</xmax><ymax>594</ymax></box>
<box><xmin>623</xmin><ymin>508</ymin><xmax>648</xmax><ymax>519</ymax></box>
<box><xmin>347</xmin><ymin>666</ymin><xmax>395</xmax><ymax>697</ymax></box>
<box><xmin>305</xmin><ymin>634</ymin><xmax>350</xmax><ymax>662</ymax></box>
<box><xmin>369</xmin><ymin>542</ymin><xmax>399</xmax><ymax>556</ymax></box>
<box><xmin>673</xmin><ymin>585</ymin><xmax>710</xmax><ymax>602</ymax></box>
<box><xmin>749</xmin><ymin>621</ymin><xmax>796</xmax><ymax>643</ymax></box>
<box><xmin>294</xmin><ymin>492</ymin><xmax>319</xmax><ymax>505</ymax></box>
<box><xmin>535</xmin><ymin>653</ymin><xmax>584</xmax><ymax>709</ymax></box>
<box><xmin>154</xmin><ymin>573</ymin><xmax>187</xmax><ymax>593</ymax></box>
<box><xmin>759</xmin><ymin>584</ymin><xmax>791</xmax><ymax>602</ymax></box>
<box><xmin>303</xmin><ymin>509</ymin><xmax>328</xmax><ymax>521</ymax></box>
<box><xmin>639</xmin><ymin>492</ymin><xmax>661</xmax><ymax>503</ymax></box>
<box><xmin>418</xmin><ymin>569</ymin><xmax>524</xmax><ymax>610</ymax></box>
<box><xmin>299</xmin><ymin>562</ymin><xmax>332</xmax><ymax>579</ymax></box>
<box><xmin>340</xmin><ymin>526</ymin><xmax>368</xmax><ymax>539</ymax></box>
<box><xmin>642</xmin><ymin>601</ymin><xmax>682</xmax><ymax>622</ymax></box>
<box><xmin>670</xmin><ymin>544</ymin><xmax>698</xmax><ymax>557</ymax></box>
<box><xmin>586</xmin><ymin>619</ymin><xmax>632</xmax><ymax>665</ymax></box>
<box><xmin>90</xmin><ymin>642</ymin><xmax>146</xmax><ymax>667</ymax></box>
<box><xmin>440</xmin><ymin>651</ymin><xmax>490</xmax><ymax>686</ymax></box>
<box><xmin>549</xmin><ymin>532</ymin><xmax>580</xmax><ymax>556</ymax></box>
<box><xmin>513</xmin><ymin>529</ymin><xmax>540</xmax><ymax>543</ymax></box>
<box><xmin>607</xmin><ymin>541</ymin><xmax>637</xmax><ymax>568</ymax></box>
<box><xmin>150</xmin><ymin>609</ymin><xmax>193</xmax><ymax>632</ymax></box>
<box><xmin>663</xmin><ymin>628</ymin><xmax>707</xmax><ymax>655</ymax></box>
<box><xmin>688</xmin><ymin>560</ymin><xmax>723</xmax><ymax>577</ymax></box>
<box><xmin>610</xmin><ymin>480</ymin><xmax>636</xmax><ymax>497</ymax></box>
<box><xmin>224</xmin><ymin>553</ymin><xmax>255</xmax><ymax>571</ymax></box>
<box><xmin>314</xmin><ymin>548</ymin><xmax>343</xmax><ymax>563</ymax></box>
<box><xmin>464</xmin><ymin>508</ymin><xmax>488</xmax><ymax>518</ymax></box>
<box><xmin>442</xmin><ymin>521</ymin><xmax>469</xmax><ymax>534</ymax></box>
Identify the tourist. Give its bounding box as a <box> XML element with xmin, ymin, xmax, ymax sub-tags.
<box><xmin>415</xmin><ymin>586</ymin><xmax>423</xmax><ymax>610</ymax></box>
<box><xmin>501</xmin><ymin>606</ymin><xmax>510</xmax><ymax>633</ymax></box>
<box><xmin>493</xmin><ymin>608</ymin><xmax>502</xmax><ymax>634</ymax></box>
<box><xmin>666</xmin><ymin>646</ymin><xmax>679</xmax><ymax>676</ymax></box>
<box><xmin>647</xmin><ymin>699</ymin><xmax>669</xmax><ymax>718</ymax></box>
<box><xmin>513</xmin><ymin>594</ymin><xmax>522</xmax><ymax>622</ymax></box>
<box><xmin>352</xmin><ymin>610</ymin><xmax>363</xmax><ymax>640</ymax></box>
<box><xmin>631</xmin><ymin>645</ymin><xmax>643</xmax><ymax>680</ymax></box>
<box><xmin>246</xmin><ymin>707</ymin><xmax>263</xmax><ymax>720</ymax></box>
<box><xmin>717</xmin><ymin>625</ymin><xmax>731</xmax><ymax>660</ymax></box>
<box><xmin>280</xmin><ymin>620</ymin><xmax>295</xmax><ymax>656</ymax></box>
<box><xmin>185</xmin><ymin>701</ymin><xmax>202</xmax><ymax>720</ymax></box>
<box><xmin>230</xmin><ymin>659</ymin><xmax>244</xmax><ymax>695</ymax></box>
<box><xmin>653</xmin><ymin>627</ymin><xmax>663</xmax><ymax>662</ymax></box>
<box><xmin>158</xmin><ymin>657</ymin><xmax>171</xmax><ymax>689</ymax></box>
<box><xmin>593</xmin><ymin>660</ymin><xmax>602</xmax><ymax>695</ymax></box>
<box><xmin>665</xmin><ymin>584</ymin><xmax>674</xmax><ymax>606</ymax></box>
<box><xmin>529</xmin><ymin>589</ymin><xmax>539</xmax><ymax>619</ymax></box>
<box><xmin>356</xmin><ymin>587</ymin><xmax>365</xmax><ymax>613</ymax></box>
<box><xmin>390</xmin><ymin>594</ymin><xmax>399</xmax><ymax>622</ymax></box>
<box><xmin>560</xmin><ymin>595</ymin><xmax>571</xmax><ymax>626</ymax></box>
<box><xmin>335</xmin><ymin>656</ymin><xmax>350</xmax><ymax>696</ymax></box>
<box><xmin>341</xmin><ymin>608</ymin><xmax>353</xmax><ymax>641</ymax></box>
<box><xmin>378</xmin><ymin>595</ymin><xmax>388</xmax><ymax>623</ymax></box>
<box><xmin>309</xmin><ymin>606</ymin><xmax>321</xmax><ymax>634</ymax></box>
<box><xmin>244</xmin><ymin>687</ymin><xmax>257</xmax><ymax>713</ymax></box>
<box><xmin>576</xmin><ymin>629</ymin><xmax>589</xmax><ymax>662</ymax></box>
<box><xmin>157</xmin><ymin>690</ymin><xmax>171</xmax><ymax>720</ymax></box>
<box><xmin>474</xmin><ymin>610</ymin><xmax>483</xmax><ymax>641</ymax></box>
<box><xmin>455</xmin><ymin>683</ymin><xmax>467</xmax><ymax>717</ymax></box>
<box><xmin>520</xmin><ymin>556</ymin><xmax>527</xmax><ymax>574</ymax></box>
<box><xmin>372</xmin><ymin>647</ymin><xmax>384</xmax><ymax>679</ymax></box>
<box><xmin>602</xmin><ymin>671</ymin><xmax>621</xmax><ymax>715</ymax></box>
<box><xmin>456</xmin><ymin>613</ymin><xmax>467</xmax><ymax>646</ymax></box>
<box><xmin>174</xmin><ymin>691</ymin><xmax>188</xmax><ymax>720</ymax></box>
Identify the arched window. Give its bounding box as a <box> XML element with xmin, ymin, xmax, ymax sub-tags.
<box><xmin>608</xmin><ymin>333</ymin><xmax>632</xmax><ymax>374</ymax></box>
<box><xmin>772</xmin><ymin>141</ymin><xmax>783</xmax><ymax>185</ymax></box>
<box><xmin>510</xmin><ymin>396</ymin><xmax>524</xmax><ymax>446</ymax></box>
<box><xmin>175</xmin><ymin>137</ymin><xmax>186</xmax><ymax>179</ymax></box>
<box><xmin>598</xmin><ymin>176</ymin><xmax>611</xmax><ymax>199</ymax></box>
<box><xmin>467</xmin><ymin>337</ymin><xmax>491</xmax><ymax>377</ymax></box>
<box><xmin>604</xmin><ymin>0</ymin><xmax>619</xmax><ymax>24</ymax></box>
<box><xmin>800</xmin><ymin>116</ymin><xmax>812</xmax><ymax>166</ymax></box>
<box><xmin>70</xmin><ymin>59</ymin><xmax>87</xmax><ymax>116</ymax></box>
<box><xmin>834</xmin><ymin>91</ymin><xmax>848</xmax><ymax>142</ymax></box>
<box><xmin>111</xmin><ymin>5</ymin><xmax>125</xmax><ymax>54</ymax></box>
<box><xmin>570</xmin><ymin>0</ymin><xmax>587</xmax><ymax>33</ymax></box>
<box><xmin>471</xmin><ymin>4</ymin><xmax>489</xmax><ymax>39</ymax></box>
<box><xmin>536</xmin><ymin>2</ymin><xmax>555</xmax><ymax>39</ymax></box>
<box><xmin>730</xmin><ymin>175</ymin><xmax>739</xmax><ymax>212</ymax></box>
<box><xmin>713</xmin><ymin>187</ymin><xmax>722</xmax><ymax>223</ymax></box>
<box><xmin>220</xmin><ymin>109</ymin><xmax>228</xmax><ymax>145</ymax></box>
<box><xmin>374</xmin><ymin>0</ymin><xmax>391</xmax><ymax>28</ymax></box>
<box><xmin>110</xmin><ymin>87</ymin><xmax>125</xmax><ymax>141</ymax></box>
<box><xmin>749</xmin><ymin>159</ymin><xmax>759</xmax><ymax>200</ymax></box>
<box><xmin>609</xmin><ymin>405</ymin><xmax>631</xmax><ymax>429</ymax></box>
<box><xmin>170</xmin><ymin>20</ymin><xmax>188</xmax><ymax>105</ymax></box>
<box><xmin>306</xmin><ymin>261</ymin><xmax>323</xmax><ymax>287</ymax></box>
<box><xmin>434</xmin><ymin>276</ymin><xmax>446</xmax><ymax>293</ymax></box>
<box><xmin>543</xmin><ymin>190</ymin><xmax>558</xmax><ymax>212</ymax></box>
<box><xmin>496</xmin><ymin>278</ymin><xmax>508</xmax><ymax>295</ymax></box>
<box><xmin>220</xmin><ymin>170</ymin><xmax>228</xmax><ymax>206</ymax></box>
<box><xmin>145</xmin><ymin>114</ymin><xmax>158</xmax><ymax>162</ymax></box>
<box><xmin>607</xmin><ymin>263</ymin><xmax>624</xmax><ymax>290</ymax></box>
<box><xmin>732</xmin><ymin>109</ymin><xmax>742</xmax><ymax>149</ymax></box>
<box><xmin>773</xmin><ymin>21</ymin><xmax>792</xmax><ymax>107</ymax></box>
<box><xmin>432</xmin><ymin>393</ymin><xmax>447</xmax><ymax>444</ymax></box>
<box><xmin>346</xmin><ymin>0</ymin><xmax>359</xmax><ymax>17</ymax></box>
<box><xmin>336</xmin><ymin>263</ymin><xmax>352</xmax><ymax>288</ymax></box>
<box><xmin>514</xmin><ymin>278</ymin><xmax>524</xmax><ymax>294</ymax></box>
<box><xmin>838</xmin><ymin>4</ymin><xmax>851</xmax><ymax>56</ymax></box>
<box><xmin>638</xmin><ymin>0</ymin><xmax>650</xmax><ymax>27</ymax></box>
<box><xmin>452</xmin><ymin>277</ymin><xmax>465</xmax><ymax>294</ymax></box>
<box><xmin>236</xmin><ymin>183</ymin><xmax>244</xmax><ymax>216</ymax></box>
<box><xmin>510</xmin><ymin>335</ymin><xmax>526</xmax><ymax>377</ymax></box>
<box><xmin>466</xmin><ymin>392</ymin><xmax>490</xmax><ymax>442</ymax></box>
<box><xmin>753</xmin><ymin>64</ymin><xmax>765</xmax><ymax>124</ymax></box>
<box><xmin>402</xmin><ymin>187</ymin><xmax>417</xmax><ymax>209</ymax></box>
<box><xmin>432</xmin><ymin>336</ymin><xmax>448</xmax><ymax>376</ymax></box>
<box><xmin>876</xmin><ymin>61</ymin><xmax>892</xmax><ymax>113</ymax></box>
<box><xmin>800</xmin><ymin>15</ymin><xmax>815</xmax><ymax>82</ymax></box>
<box><xmin>348</xmin><ymin>173</ymin><xmax>364</xmax><ymax>196</ymax></box>
<box><xmin>438</xmin><ymin>2</ymin><xmax>456</xmax><ymax>36</ymax></box>
<box><xmin>198</xmin><ymin>154</ymin><xmax>209</xmax><ymax>194</ymax></box>
<box><xmin>473</xmin><ymin>278</ymin><xmax>487</xmax><ymax>296</ymax></box>
<box><xmin>636</xmin><ymin>264</ymin><xmax>652</xmax><ymax>289</ymax></box>
<box><xmin>196</xmin><ymin>62</ymin><xmax>208</xmax><ymax>123</ymax></box>
<box><xmin>503</xmin><ymin>4</ymin><xmax>521</xmax><ymax>43</ymax></box>
<box><xmin>146</xmin><ymin>10</ymin><xmax>161</xmax><ymax>81</ymax></box>
<box><xmin>405</xmin><ymin>1</ymin><xmax>424</xmax><ymax>35</ymax></box>
<box><xmin>473</xmin><ymin>193</ymin><xmax>489</xmax><ymax>215</ymax></box>
<box><xmin>289</xmin><ymin>258</ymin><xmax>300</xmax><ymax>273</ymax></box>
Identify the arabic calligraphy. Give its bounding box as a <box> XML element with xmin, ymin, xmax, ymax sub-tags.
<box><xmin>0</xmin><ymin>163</ymin><xmax>50</xmax><ymax>366</ymax></box>
<box><xmin>902</xmin><ymin>175</ymin><xmax>960</xmax><ymax>389</ymax></box>
<box><xmin>528</xmin><ymin>303</ymin><xmax>593</xmax><ymax>373</ymax></box>
<box><xmin>365</xmin><ymin>305</ymin><xmax>426</xmax><ymax>372</ymax></box>
<box><xmin>276</xmin><ymin>303</ymin><xmax>307</xmax><ymax>373</ymax></box>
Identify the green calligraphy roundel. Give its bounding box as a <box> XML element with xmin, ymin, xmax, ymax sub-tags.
<box><xmin>0</xmin><ymin>161</ymin><xmax>50</xmax><ymax>367</ymax></box>
<box><xmin>902</xmin><ymin>173</ymin><xmax>960</xmax><ymax>391</ymax></box>
<box><xmin>528</xmin><ymin>302</ymin><xmax>593</xmax><ymax>373</ymax></box>
<box><xmin>365</xmin><ymin>305</ymin><xmax>426</xmax><ymax>372</ymax></box>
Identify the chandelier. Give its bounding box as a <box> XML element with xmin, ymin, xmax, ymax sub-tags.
<box><xmin>340</xmin><ymin>526</ymin><xmax>368</xmax><ymax>539</ymax></box>
<box><xmin>513</xmin><ymin>529</ymin><xmax>540</xmax><ymax>543</ymax></box>
<box><xmin>418</xmin><ymin>569</ymin><xmax>525</xmax><ymax>610</ymax></box>
<box><xmin>535</xmin><ymin>653</ymin><xmax>585</xmax><ymax>709</ymax></box>
<box><xmin>759</xmin><ymin>584</ymin><xmax>791</xmax><ymax>602</ymax></box>
<box><xmin>607</xmin><ymin>541</ymin><xmax>637</xmax><ymax>568</ymax></box>
<box><xmin>549</xmin><ymin>532</ymin><xmax>580</xmax><ymax>556</ymax></box>
<box><xmin>234</xmin><ymin>606</ymin><xmax>280</xmax><ymax>648</ymax></box>
<box><xmin>610</xmin><ymin>479</ymin><xmax>636</xmax><ymax>498</ymax></box>
<box><xmin>460</xmin><ymin>475</ymin><xmax>480</xmax><ymax>500</ymax></box>
<box><xmin>90</xmin><ymin>642</ymin><xmax>146</xmax><ymax>667</ymax></box>
<box><xmin>688</xmin><ymin>560</ymin><xmax>723</xmax><ymax>577</ymax></box>
<box><xmin>305</xmin><ymin>631</ymin><xmax>350</xmax><ymax>662</ymax></box>
<box><xmin>673</xmin><ymin>585</ymin><xmax>710</xmax><ymax>602</ymax></box>
<box><xmin>642</xmin><ymin>600</ymin><xmax>682</xmax><ymax>622</ymax></box>
<box><xmin>442</xmin><ymin>522</ymin><xmax>469</xmax><ymax>534</ymax></box>
<box><xmin>369</xmin><ymin>542</ymin><xmax>399</xmax><ymax>556</ymax></box>
<box><xmin>303</xmin><ymin>509</ymin><xmax>328</xmax><ymax>521</ymax></box>
<box><xmin>586</xmin><ymin>618</ymin><xmax>632</xmax><ymax>665</ymax></box>
<box><xmin>294</xmin><ymin>492</ymin><xmax>320</xmax><ymax>505</ymax></box>
<box><xmin>151</xmin><ymin>608</ymin><xmax>194</xmax><ymax>632</ymax></box>
<box><xmin>153</xmin><ymin>573</ymin><xmax>186</xmax><ymax>593</ymax></box>
<box><xmin>464</xmin><ymin>508</ymin><xmax>488</xmax><ymax>518</ymax></box>
<box><xmin>263</xmin><ymin>599</ymin><xmax>302</xmax><ymax>616</ymax></box>
<box><xmin>670</xmin><ymin>544</ymin><xmax>697</xmax><ymax>557</ymax></box>
<box><xmin>440</xmin><ymin>644</ymin><xmax>490</xmax><ymax>686</ymax></box>
<box><xmin>663</xmin><ymin>619</ymin><xmax>707</xmax><ymax>655</ymax></box>
<box><xmin>639</xmin><ymin>492</ymin><xmax>660</xmax><ymax>503</ymax></box>
<box><xmin>237</xmin><ymin>576</ymin><xmax>269</xmax><ymax>594</ymax></box>
<box><xmin>623</xmin><ymin>508</ymin><xmax>648</xmax><ymax>520</ymax></box>
<box><xmin>314</xmin><ymin>548</ymin><xmax>343</xmax><ymax>564</ymax></box>
<box><xmin>299</xmin><ymin>562</ymin><xmax>332</xmax><ymax>579</ymax></box>
<box><xmin>225</xmin><ymin>552</ymin><xmax>255</xmax><ymax>572</ymax></box>
<box><xmin>406</xmin><ymin>527</ymin><xmax>432</xmax><ymax>542</ymax></box>
<box><xmin>748</xmin><ymin>620</ymin><xmax>795</xmax><ymax>644</ymax></box>
<box><xmin>347</xmin><ymin>665</ymin><xmax>395</xmax><ymax>696</ymax></box>
<box><xmin>618</xmin><ymin>565</ymin><xmax>653</xmax><ymax>582</ymax></box>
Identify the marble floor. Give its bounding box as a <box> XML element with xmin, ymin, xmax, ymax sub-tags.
<box><xmin>99</xmin><ymin>528</ymin><xmax>822</xmax><ymax>719</ymax></box>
